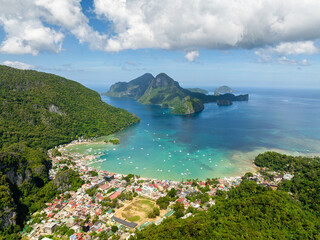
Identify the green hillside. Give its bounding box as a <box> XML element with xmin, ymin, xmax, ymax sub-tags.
<box><xmin>0</xmin><ymin>65</ymin><xmax>139</xmax><ymax>149</ymax></box>
<box><xmin>104</xmin><ymin>73</ymin><xmax>248</xmax><ymax>115</ymax></box>
<box><xmin>133</xmin><ymin>152</ymin><xmax>320</xmax><ymax>239</ymax></box>
<box><xmin>138</xmin><ymin>73</ymin><xmax>204</xmax><ymax>114</ymax></box>
<box><xmin>0</xmin><ymin>65</ymin><xmax>139</xmax><ymax>238</ymax></box>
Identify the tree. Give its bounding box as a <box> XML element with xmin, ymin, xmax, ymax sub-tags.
<box><xmin>111</xmin><ymin>226</ymin><xmax>118</xmax><ymax>232</ymax></box>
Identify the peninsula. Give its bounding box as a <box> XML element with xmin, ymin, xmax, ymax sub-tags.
<box><xmin>103</xmin><ymin>73</ymin><xmax>249</xmax><ymax>114</ymax></box>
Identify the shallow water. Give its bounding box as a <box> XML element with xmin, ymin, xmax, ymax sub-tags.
<box><xmin>63</xmin><ymin>88</ymin><xmax>320</xmax><ymax>180</ymax></box>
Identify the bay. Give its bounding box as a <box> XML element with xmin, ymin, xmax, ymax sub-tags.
<box><xmin>63</xmin><ymin>87</ymin><xmax>320</xmax><ymax>181</ymax></box>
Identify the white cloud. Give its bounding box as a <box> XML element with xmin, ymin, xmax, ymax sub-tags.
<box><xmin>94</xmin><ymin>0</ymin><xmax>320</xmax><ymax>53</ymax></box>
<box><xmin>2</xmin><ymin>60</ymin><xmax>35</xmax><ymax>69</ymax></box>
<box><xmin>0</xmin><ymin>0</ymin><xmax>64</xmax><ymax>55</ymax></box>
<box><xmin>255</xmin><ymin>41</ymin><xmax>318</xmax><ymax>65</ymax></box>
<box><xmin>301</xmin><ymin>59</ymin><xmax>309</xmax><ymax>66</ymax></box>
<box><xmin>277</xmin><ymin>57</ymin><xmax>310</xmax><ymax>66</ymax></box>
<box><xmin>185</xmin><ymin>50</ymin><xmax>199</xmax><ymax>62</ymax></box>
<box><xmin>271</xmin><ymin>41</ymin><xmax>319</xmax><ymax>55</ymax></box>
<box><xmin>0</xmin><ymin>0</ymin><xmax>105</xmax><ymax>55</ymax></box>
<box><xmin>1</xmin><ymin>0</ymin><xmax>320</xmax><ymax>57</ymax></box>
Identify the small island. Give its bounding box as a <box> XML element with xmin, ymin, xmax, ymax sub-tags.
<box><xmin>214</xmin><ymin>85</ymin><xmax>234</xmax><ymax>95</ymax></box>
<box><xmin>104</xmin><ymin>138</ymin><xmax>120</xmax><ymax>145</ymax></box>
<box><xmin>217</xmin><ymin>99</ymin><xmax>233</xmax><ymax>106</ymax></box>
<box><xmin>103</xmin><ymin>73</ymin><xmax>248</xmax><ymax>115</ymax></box>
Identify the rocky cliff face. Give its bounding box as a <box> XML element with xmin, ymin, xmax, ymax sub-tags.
<box><xmin>217</xmin><ymin>99</ymin><xmax>233</xmax><ymax>106</ymax></box>
<box><xmin>0</xmin><ymin>144</ymin><xmax>50</xmax><ymax>229</ymax></box>
<box><xmin>103</xmin><ymin>73</ymin><xmax>154</xmax><ymax>99</ymax></box>
<box><xmin>138</xmin><ymin>74</ymin><xmax>204</xmax><ymax>115</ymax></box>
<box><xmin>103</xmin><ymin>73</ymin><xmax>249</xmax><ymax>114</ymax></box>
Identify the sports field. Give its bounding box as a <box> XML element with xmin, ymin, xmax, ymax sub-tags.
<box><xmin>115</xmin><ymin>198</ymin><xmax>167</xmax><ymax>226</ymax></box>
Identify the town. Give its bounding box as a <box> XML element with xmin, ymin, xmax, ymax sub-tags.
<box><xmin>21</xmin><ymin>140</ymin><xmax>294</xmax><ymax>240</ymax></box>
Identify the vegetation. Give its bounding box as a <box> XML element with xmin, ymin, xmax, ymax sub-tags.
<box><xmin>133</xmin><ymin>181</ymin><xmax>320</xmax><ymax>239</ymax></box>
<box><xmin>105</xmin><ymin>72</ymin><xmax>248</xmax><ymax>115</ymax></box>
<box><xmin>185</xmin><ymin>88</ymin><xmax>208</xmax><ymax>94</ymax></box>
<box><xmin>0</xmin><ymin>65</ymin><xmax>139</xmax><ymax>150</ymax></box>
<box><xmin>132</xmin><ymin>152</ymin><xmax>320</xmax><ymax>239</ymax></box>
<box><xmin>0</xmin><ymin>65</ymin><xmax>139</xmax><ymax>238</ymax></box>
<box><xmin>255</xmin><ymin>151</ymin><xmax>320</xmax><ymax>215</ymax></box>
<box><xmin>105</xmin><ymin>138</ymin><xmax>120</xmax><ymax>145</ymax></box>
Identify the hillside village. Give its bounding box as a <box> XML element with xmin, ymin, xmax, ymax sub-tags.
<box><xmin>22</xmin><ymin>141</ymin><xmax>293</xmax><ymax>240</ymax></box>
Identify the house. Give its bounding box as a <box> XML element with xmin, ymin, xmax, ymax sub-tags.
<box><xmin>109</xmin><ymin>191</ymin><xmax>121</xmax><ymax>200</ymax></box>
<box><xmin>43</xmin><ymin>222</ymin><xmax>57</xmax><ymax>234</ymax></box>
<box><xmin>98</xmin><ymin>183</ymin><xmax>110</xmax><ymax>191</ymax></box>
<box><xmin>283</xmin><ymin>173</ymin><xmax>294</xmax><ymax>181</ymax></box>
<box><xmin>111</xmin><ymin>216</ymin><xmax>137</xmax><ymax>228</ymax></box>
<box><xmin>274</xmin><ymin>174</ymin><xmax>283</xmax><ymax>183</ymax></box>
<box><xmin>71</xmin><ymin>225</ymin><xmax>81</xmax><ymax>233</ymax></box>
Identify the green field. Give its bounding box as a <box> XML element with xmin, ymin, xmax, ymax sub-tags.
<box><xmin>119</xmin><ymin>199</ymin><xmax>156</xmax><ymax>224</ymax></box>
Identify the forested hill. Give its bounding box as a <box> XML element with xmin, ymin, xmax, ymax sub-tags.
<box><xmin>0</xmin><ymin>65</ymin><xmax>139</xmax><ymax>238</ymax></box>
<box><xmin>133</xmin><ymin>152</ymin><xmax>320</xmax><ymax>239</ymax></box>
<box><xmin>0</xmin><ymin>65</ymin><xmax>139</xmax><ymax>149</ymax></box>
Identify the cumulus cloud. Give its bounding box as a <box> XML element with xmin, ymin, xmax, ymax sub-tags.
<box><xmin>185</xmin><ymin>50</ymin><xmax>199</xmax><ymax>62</ymax></box>
<box><xmin>94</xmin><ymin>0</ymin><xmax>320</xmax><ymax>53</ymax></box>
<box><xmin>0</xmin><ymin>0</ymin><xmax>105</xmax><ymax>55</ymax></box>
<box><xmin>255</xmin><ymin>41</ymin><xmax>319</xmax><ymax>65</ymax></box>
<box><xmin>1</xmin><ymin>0</ymin><xmax>320</xmax><ymax>57</ymax></box>
<box><xmin>2</xmin><ymin>60</ymin><xmax>35</xmax><ymax>69</ymax></box>
<box><xmin>272</xmin><ymin>41</ymin><xmax>319</xmax><ymax>55</ymax></box>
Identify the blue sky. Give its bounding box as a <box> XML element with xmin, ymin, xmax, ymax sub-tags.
<box><xmin>0</xmin><ymin>0</ymin><xmax>320</xmax><ymax>91</ymax></box>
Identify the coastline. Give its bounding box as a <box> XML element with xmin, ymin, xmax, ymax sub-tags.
<box><xmin>57</xmin><ymin>138</ymin><xmax>320</xmax><ymax>183</ymax></box>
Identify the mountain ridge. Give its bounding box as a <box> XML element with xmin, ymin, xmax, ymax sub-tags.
<box><xmin>103</xmin><ymin>73</ymin><xmax>248</xmax><ymax>114</ymax></box>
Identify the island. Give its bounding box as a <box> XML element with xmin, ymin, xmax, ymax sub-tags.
<box><xmin>186</xmin><ymin>88</ymin><xmax>208</xmax><ymax>94</ymax></box>
<box><xmin>217</xmin><ymin>99</ymin><xmax>233</xmax><ymax>106</ymax></box>
<box><xmin>103</xmin><ymin>73</ymin><xmax>248</xmax><ymax>114</ymax></box>
<box><xmin>214</xmin><ymin>85</ymin><xmax>234</xmax><ymax>95</ymax></box>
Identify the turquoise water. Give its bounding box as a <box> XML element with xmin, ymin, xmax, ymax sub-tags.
<box><xmin>64</xmin><ymin>88</ymin><xmax>320</xmax><ymax>181</ymax></box>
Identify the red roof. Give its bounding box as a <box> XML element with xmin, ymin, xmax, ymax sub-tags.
<box><xmin>99</xmin><ymin>183</ymin><xmax>110</xmax><ymax>190</ymax></box>
<box><xmin>136</xmin><ymin>188</ymin><xmax>142</xmax><ymax>192</ymax></box>
<box><xmin>177</xmin><ymin>197</ymin><xmax>185</xmax><ymax>203</ymax></box>
<box><xmin>109</xmin><ymin>191</ymin><xmax>121</xmax><ymax>200</ymax></box>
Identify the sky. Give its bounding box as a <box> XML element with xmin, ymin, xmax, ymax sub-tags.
<box><xmin>0</xmin><ymin>0</ymin><xmax>320</xmax><ymax>91</ymax></box>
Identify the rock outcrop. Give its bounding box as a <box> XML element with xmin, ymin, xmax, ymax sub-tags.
<box><xmin>104</xmin><ymin>73</ymin><xmax>249</xmax><ymax>114</ymax></box>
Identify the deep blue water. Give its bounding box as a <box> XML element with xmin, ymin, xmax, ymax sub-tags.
<box><xmin>67</xmin><ymin>87</ymin><xmax>320</xmax><ymax>180</ymax></box>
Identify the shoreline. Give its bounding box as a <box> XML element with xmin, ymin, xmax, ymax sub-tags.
<box><xmin>57</xmin><ymin>138</ymin><xmax>255</xmax><ymax>182</ymax></box>
<box><xmin>56</xmin><ymin>138</ymin><xmax>320</xmax><ymax>183</ymax></box>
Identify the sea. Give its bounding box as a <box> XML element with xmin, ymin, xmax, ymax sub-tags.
<box><xmin>62</xmin><ymin>87</ymin><xmax>320</xmax><ymax>181</ymax></box>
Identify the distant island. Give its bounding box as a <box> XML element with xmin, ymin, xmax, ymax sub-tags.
<box><xmin>103</xmin><ymin>73</ymin><xmax>248</xmax><ymax>114</ymax></box>
<box><xmin>186</xmin><ymin>88</ymin><xmax>208</xmax><ymax>94</ymax></box>
<box><xmin>214</xmin><ymin>85</ymin><xmax>234</xmax><ymax>96</ymax></box>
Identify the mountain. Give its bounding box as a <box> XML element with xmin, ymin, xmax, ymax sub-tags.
<box><xmin>185</xmin><ymin>88</ymin><xmax>208</xmax><ymax>94</ymax></box>
<box><xmin>0</xmin><ymin>65</ymin><xmax>139</xmax><ymax>237</ymax></box>
<box><xmin>137</xmin><ymin>73</ymin><xmax>204</xmax><ymax>114</ymax></box>
<box><xmin>104</xmin><ymin>73</ymin><xmax>154</xmax><ymax>99</ymax></box>
<box><xmin>104</xmin><ymin>73</ymin><xmax>248</xmax><ymax>114</ymax></box>
<box><xmin>217</xmin><ymin>99</ymin><xmax>232</xmax><ymax>106</ymax></box>
<box><xmin>214</xmin><ymin>85</ymin><xmax>234</xmax><ymax>95</ymax></box>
